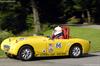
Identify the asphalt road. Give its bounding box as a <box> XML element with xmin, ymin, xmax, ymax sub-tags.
<box><xmin>78</xmin><ymin>25</ymin><xmax>100</xmax><ymax>29</ymax></box>
<box><xmin>0</xmin><ymin>52</ymin><xmax>100</xmax><ymax>66</ymax></box>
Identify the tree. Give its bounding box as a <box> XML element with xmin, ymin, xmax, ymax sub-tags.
<box><xmin>16</xmin><ymin>0</ymin><xmax>41</xmax><ymax>33</ymax></box>
<box><xmin>64</xmin><ymin>0</ymin><xmax>96</xmax><ymax>24</ymax></box>
<box><xmin>30</xmin><ymin>0</ymin><xmax>41</xmax><ymax>33</ymax></box>
<box><xmin>0</xmin><ymin>0</ymin><xmax>30</xmax><ymax>34</ymax></box>
<box><xmin>95</xmin><ymin>0</ymin><xmax>100</xmax><ymax>24</ymax></box>
<box><xmin>64</xmin><ymin>0</ymin><xmax>75</xmax><ymax>23</ymax></box>
<box><xmin>36</xmin><ymin>0</ymin><xmax>65</xmax><ymax>24</ymax></box>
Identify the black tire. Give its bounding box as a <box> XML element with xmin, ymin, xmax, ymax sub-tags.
<box><xmin>69</xmin><ymin>45</ymin><xmax>82</xmax><ymax>58</ymax></box>
<box><xmin>17</xmin><ymin>46</ymin><xmax>34</xmax><ymax>61</ymax></box>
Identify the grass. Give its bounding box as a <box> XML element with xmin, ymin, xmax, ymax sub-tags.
<box><xmin>70</xmin><ymin>26</ymin><xmax>100</xmax><ymax>52</ymax></box>
<box><xmin>44</xmin><ymin>26</ymin><xmax>100</xmax><ymax>52</ymax></box>
<box><xmin>0</xmin><ymin>50</ymin><xmax>6</xmax><ymax>58</ymax></box>
<box><xmin>0</xmin><ymin>26</ymin><xmax>100</xmax><ymax>57</ymax></box>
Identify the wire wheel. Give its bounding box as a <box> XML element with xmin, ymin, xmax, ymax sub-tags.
<box><xmin>17</xmin><ymin>46</ymin><xmax>34</xmax><ymax>61</ymax></box>
<box><xmin>69</xmin><ymin>45</ymin><xmax>82</xmax><ymax>58</ymax></box>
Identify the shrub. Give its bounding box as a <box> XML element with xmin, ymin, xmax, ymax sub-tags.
<box><xmin>0</xmin><ymin>31</ymin><xmax>14</xmax><ymax>43</ymax></box>
<box><xmin>67</xmin><ymin>16</ymin><xmax>80</xmax><ymax>24</ymax></box>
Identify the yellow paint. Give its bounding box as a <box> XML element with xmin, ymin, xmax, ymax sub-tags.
<box><xmin>1</xmin><ymin>36</ymin><xmax>90</xmax><ymax>57</ymax></box>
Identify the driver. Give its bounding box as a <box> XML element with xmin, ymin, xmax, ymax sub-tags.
<box><xmin>52</xmin><ymin>26</ymin><xmax>64</xmax><ymax>39</ymax></box>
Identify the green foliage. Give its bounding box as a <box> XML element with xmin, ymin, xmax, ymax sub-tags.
<box><xmin>18</xmin><ymin>29</ymin><xmax>34</xmax><ymax>36</ymax></box>
<box><xmin>0</xmin><ymin>50</ymin><xmax>6</xmax><ymax>57</ymax></box>
<box><xmin>0</xmin><ymin>2</ymin><xmax>31</xmax><ymax>34</ymax></box>
<box><xmin>0</xmin><ymin>13</ymin><xmax>28</xmax><ymax>34</ymax></box>
<box><xmin>67</xmin><ymin>16</ymin><xmax>80</xmax><ymax>24</ymax></box>
<box><xmin>0</xmin><ymin>0</ymin><xmax>98</xmax><ymax>35</ymax></box>
<box><xmin>0</xmin><ymin>31</ymin><xmax>14</xmax><ymax>43</ymax></box>
<box><xmin>0</xmin><ymin>12</ymin><xmax>12</xmax><ymax>27</ymax></box>
<box><xmin>26</xmin><ymin>14</ymin><xmax>34</xmax><ymax>30</ymax></box>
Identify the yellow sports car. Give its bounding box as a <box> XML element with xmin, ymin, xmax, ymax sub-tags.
<box><xmin>1</xmin><ymin>36</ymin><xmax>90</xmax><ymax>61</ymax></box>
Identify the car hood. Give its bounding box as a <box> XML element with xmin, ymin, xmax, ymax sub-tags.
<box><xmin>1</xmin><ymin>36</ymin><xmax>49</xmax><ymax>45</ymax></box>
<box><xmin>8</xmin><ymin>36</ymin><xmax>47</xmax><ymax>40</ymax></box>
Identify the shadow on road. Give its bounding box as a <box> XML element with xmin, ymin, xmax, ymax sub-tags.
<box><xmin>28</xmin><ymin>53</ymin><xmax>100</xmax><ymax>61</ymax></box>
<box><xmin>82</xmin><ymin>53</ymin><xmax>100</xmax><ymax>58</ymax></box>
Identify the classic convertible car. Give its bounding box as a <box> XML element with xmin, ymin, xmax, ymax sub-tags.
<box><xmin>0</xmin><ymin>25</ymin><xmax>90</xmax><ymax>61</ymax></box>
<box><xmin>1</xmin><ymin>36</ymin><xmax>90</xmax><ymax>61</ymax></box>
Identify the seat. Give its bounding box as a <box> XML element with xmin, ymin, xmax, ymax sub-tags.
<box><xmin>62</xmin><ymin>25</ymin><xmax>70</xmax><ymax>39</ymax></box>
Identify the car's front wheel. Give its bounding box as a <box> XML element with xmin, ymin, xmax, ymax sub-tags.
<box><xmin>17</xmin><ymin>46</ymin><xmax>34</xmax><ymax>61</ymax></box>
<box><xmin>69</xmin><ymin>45</ymin><xmax>82</xmax><ymax>58</ymax></box>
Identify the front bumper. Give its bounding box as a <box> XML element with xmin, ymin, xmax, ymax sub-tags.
<box><xmin>1</xmin><ymin>44</ymin><xmax>18</xmax><ymax>56</ymax></box>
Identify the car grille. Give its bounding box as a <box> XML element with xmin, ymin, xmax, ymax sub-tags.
<box><xmin>4</xmin><ymin>45</ymin><xmax>10</xmax><ymax>51</ymax></box>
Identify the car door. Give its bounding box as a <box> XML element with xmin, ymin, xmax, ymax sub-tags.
<box><xmin>34</xmin><ymin>38</ymin><xmax>48</xmax><ymax>57</ymax></box>
<box><xmin>47</xmin><ymin>39</ymin><xmax>67</xmax><ymax>56</ymax></box>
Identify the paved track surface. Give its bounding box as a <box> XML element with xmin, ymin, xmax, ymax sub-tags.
<box><xmin>78</xmin><ymin>25</ymin><xmax>100</xmax><ymax>29</ymax></box>
<box><xmin>0</xmin><ymin>52</ymin><xmax>100</xmax><ymax>66</ymax></box>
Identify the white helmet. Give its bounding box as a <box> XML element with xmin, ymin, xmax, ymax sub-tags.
<box><xmin>53</xmin><ymin>26</ymin><xmax>62</xmax><ymax>35</ymax></box>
